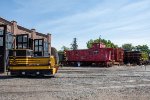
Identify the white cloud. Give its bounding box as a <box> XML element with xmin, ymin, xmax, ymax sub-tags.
<box><xmin>120</xmin><ymin>0</ymin><xmax>150</xmax><ymax>12</ymax></box>
<box><xmin>11</xmin><ymin>0</ymin><xmax>150</xmax><ymax>50</ymax></box>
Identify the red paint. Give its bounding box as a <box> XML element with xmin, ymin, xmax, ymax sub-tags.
<box><xmin>65</xmin><ymin>43</ymin><xmax>124</xmax><ymax>64</ymax></box>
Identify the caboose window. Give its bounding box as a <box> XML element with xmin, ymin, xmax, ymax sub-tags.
<box><xmin>93</xmin><ymin>51</ymin><xmax>99</xmax><ymax>55</ymax></box>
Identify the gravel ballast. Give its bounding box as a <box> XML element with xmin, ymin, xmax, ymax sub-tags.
<box><xmin>0</xmin><ymin>65</ymin><xmax>150</xmax><ymax>100</ymax></box>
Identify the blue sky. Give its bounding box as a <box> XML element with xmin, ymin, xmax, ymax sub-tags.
<box><xmin>0</xmin><ymin>0</ymin><xmax>150</xmax><ymax>50</ymax></box>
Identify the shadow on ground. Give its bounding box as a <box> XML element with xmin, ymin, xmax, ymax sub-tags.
<box><xmin>0</xmin><ymin>75</ymin><xmax>55</xmax><ymax>79</ymax></box>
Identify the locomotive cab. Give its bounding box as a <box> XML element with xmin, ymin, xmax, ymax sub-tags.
<box><xmin>8</xmin><ymin>49</ymin><xmax>59</xmax><ymax>76</ymax></box>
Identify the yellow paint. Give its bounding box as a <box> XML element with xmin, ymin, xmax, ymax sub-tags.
<box><xmin>9</xmin><ymin>57</ymin><xmax>51</xmax><ymax>65</ymax></box>
<box><xmin>50</xmin><ymin>56</ymin><xmax>55</xmax><ymax>67</ymax></box>
<box><xmin>8</xmin><ymin>51</ymin><xmax>58</xmax><ymax>75</ymax></box>
<box><xmin>52</xmin><ymin>68</ymin><xmax>56</xmax><ymax>74</ymax></box>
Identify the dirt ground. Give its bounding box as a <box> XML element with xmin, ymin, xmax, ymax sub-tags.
<box><xmin>0</xmin><ymin>65</ymin><xmax>150</xmax><ymax>100</ymax></box>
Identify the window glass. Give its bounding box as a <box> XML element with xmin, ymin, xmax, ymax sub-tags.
<box><xmin>35</xmin><ymin>47</ymin><xmax>38</xmax><ymax>51</ymax></box>
<box><xmin>23</xmin><ymin>43</ymin><xmax>27</xmax><ymax>49</ymax></box>
<box><xmin>7</xmin><ymin>43</ymin><xmax>13</xmax><ymax>49</ymax></box>
<box><xmin>39</xmin><ymin>46</ymin><xmax>43</xmax><ymax>51</ymax></box>
<box><xmin>18</xmin><ymin>44</ymin><xmax>22</xmax><ymax>49</ymax></box>
<box><xmin>16</xmin><ymin>50</ymin><xmax>26</xmax><ymax>56</ymax></box>
<box><xmin>23</xmin><ymin>35</ymin><xmax>27</xmax><ymax>42</ymax></box>
<box><xmin>27</xmin><ymin>50</ymin><xmax>33</xmax><ymax>56</ymax></box>
<box><xmin>44</xmin><ymin>42</ymin><xmax>47</xmax><ymax>48</ymax></box>
<box><xmin>7</xmin><ymin>33</ymin><xmax>13</xmax><ymax>42</ymax></box>
<box><xmin>0</xmin><ymin>30</ymin><xmax>3</xmax><ymax>35</ymax></box>
<box><xmin>35</xmin><ymin>40</ymin><xmax>38</xmax><ymax>46</ymax></box>
<box><xmin>18</xmin><ymin>36</ymin><xmax>22</xmax><ymax>42</ymax></box>
<box><xmin>6</xmin><ymin>34</ymin><xmax>8</xmax><ymax>40</ymax></box>
<box><xmin>6</xmin><ymin>33</ymin><xmax>13</xmax><ymax>49</ymax></box>
<box><xmin>39</xmin><ymin>40</ymin><xmax>42</xmax><ymax>45</ymax></box>
<box><xmin>44</xmin><ymin>42</ymin><xmax>48</xmax><ymax>52</ymax></box>
<box><xmin>0</xmin><ymin>37</ymin><xmax>3</xmax><ymax>46</ymax></box>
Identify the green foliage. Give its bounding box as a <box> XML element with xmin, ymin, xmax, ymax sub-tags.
<box><xmin>122</xmin><ymin>44</ymin><xmax>150</xmax><ymax>54</ymax></box>
<box><xmin>141</xmin><ymin>52</ymin><xmax>149</xmax><ymax>61</ymax></box>
<box><xmin>122</xmin><ymin>44</ymin><xmax>150</xmax><ymax>60</ymax></box>
<box><xmin>122</xmin><ymin>43</ymin><xmax>135</xmax><ymax>51</ymax></box>
<box><xmin>59</xmin><ymin>46</ymin><xmax>70</xmax><ymax>52</ymax></box>
<box><xmin>87</xmin><ymin>39</ymin><xmax>94</xmax><ymax>49</ymax></box>
<box><xmin>86</xmin><ymin>38</ymin><xmax>118</xmax><ymax>48</ymax></box>
<box><xmin>135</xmin><ymin>45</ymin><xmax>150</xmax><ymax>54</ymax></box>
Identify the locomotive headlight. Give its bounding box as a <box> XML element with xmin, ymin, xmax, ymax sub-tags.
<box><xmin>36</xmin><ymin>72</ymin><xmax>40</xmax><ymax>75</ymax></box>
<box><xmin>22</xmin><ymin>72</ymin><xmax>25</xmax><ymax>75</ymax></box>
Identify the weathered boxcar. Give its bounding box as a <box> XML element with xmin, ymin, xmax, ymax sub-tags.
<box><xmin>124</xmin><ymin>51</ymin><xmax>149</xmax><ymax>65</ymax></box>
<box><xmin>65</xmin><ymin>43</ymin><xmax>124</xmax><ymax>67</ymax></box>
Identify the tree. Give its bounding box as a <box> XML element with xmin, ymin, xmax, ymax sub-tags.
<box><xmin>135</xmin><ymin>45</ymin><xmax>150</xmax><ymax>53</ymax></box>
<box><xmin>122</xmin><ymin>43</ymin><xmax>134</xmax><ymax>51</ymax></box>
<box><xmin>70</xmin><ymin>38</ymin><xmax>78</xmax><ymax>50</ymax></box>
<box><xmin>141</xmin><ymin>52</ymin><xmax>149</xmax><ymax>61</ymax></box>
<box><xmin>135</xmin><ymin>45</ymin><xmax>150</xmax><ymax>61</ymax></box>
<box><xmin>87</xmin><ymin>39</ymin><xmax>94</xmax><ymax>48</ymax></box>
<box><xmin>61</xmin><ymin>46</ymin><xmax>69</xmax><ymax>51</ymax></box>
<box><xmin>86</xmin><ymin>38</ymin><xmax>118</xmax><ymax>48</ymax></box>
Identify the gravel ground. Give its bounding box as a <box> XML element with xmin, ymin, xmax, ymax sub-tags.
<box><xmin>0</xmin><ymin>65</ymin><xmax>150</xmax><ymax>100</ymax></box>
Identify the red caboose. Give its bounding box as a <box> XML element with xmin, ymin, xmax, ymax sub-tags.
<box><xmin>65</xmin><ymin>43</ymin><xmax>124</xmax><ymax>67</ymax></box>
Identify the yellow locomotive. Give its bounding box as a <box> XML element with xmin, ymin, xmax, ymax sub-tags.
<box><xmin>8</xmin><ymin>49</ymin><xmax>59</xmax><ymax>76</ymax></box>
